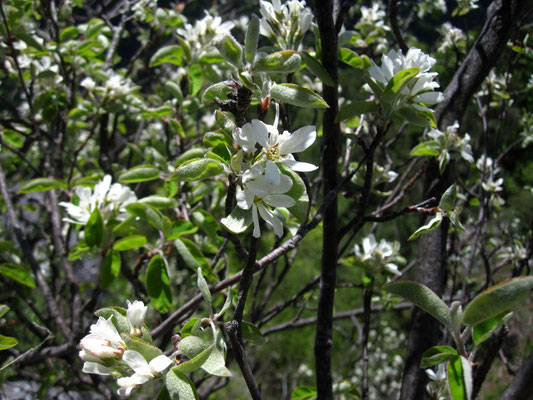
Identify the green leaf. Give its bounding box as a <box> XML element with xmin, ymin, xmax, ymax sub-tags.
<box><xmin>383</xmin><ymin>280</ymin><xmax>452</xmax><ymax>329</ymax></box>
<box><xmin>165</xmin><ymin>370</ymin><xmax>199</xmax><ymax>400</ymax></box>
<box><xmin>101</xmin><ymin>249</ymin><xmax>121</xmax><ymax>289</ymax></box>
<box><xmin>279</xmin><ymin>164</ymin><xmax>309</xmax><ymax>223</ymax></box>
<box><xmin>19</xmin><ymin>178</ymin><xmax>64</xmax><ymax>193</ymax></box>
<box><xmin>410</xmin><ymin>140</ymin><xmax>441</xmax><ymax>157</ymax></box>
<box><xmin>462</xmin><ymin>277</ymin><xmax>533</xmax><ymax>326</ymax></box>
<box><xmin>165</xmin><ymin>81</ymin><xmax>183</xmax><ymax>104</ymax></box>
<box><xmin>0</xmin><ymin>263</ymin><xmax>36</xmax><ymax>288</ymax></box>
<box><xmin>384</xmin><ymin>67</ymin><xmax>420</xmax><ymax>94</ymax></box>
<box><xmin>242</xmin><ymin>321</ymin><xmax>264</xmax><ymax>344</ymax></box>
<box><xmin>215</xmin><ymin>110</ymin><xmax>236</xmax><ymax>134</ymax></box>
<box><xmin>254</xmin><ymin>50</ymin><xmax>302</xmax><ymax>73</ymax></box>
<box><xmin>166</xmin><ymin>220</ymin><xmax>198</xmax><ymax>240</ymax></box>
<box><xmin>245</xmin><ymin>14</ymin><xmax>260</xmax><ymax>63</ymax></box>
<box><xmin>197</xmin><ymin>267</ymin><xmax>212</xmax><ymax>306</ymax></box>
<box><xmin>472</xmin><ymin>311</ymin><xmax>511</xmax><ymax>345</ymax></box>
<box><xmin>0</xmin><ymin>335</ymin><xmax>18</xmax><ymax>350</ymax></box>
<box><xmin>60</xmin><ymin>26</ymin><xmax>79</xmax><ymax>42</ymax></box>
<box><xmin>291</xmin><ymin>386</ymin><xmax>317</xmax><ymax>400</ymax></box>
<box><xmin>113</xmin><ymin>234</ymin><xmax>147</xmax><ymax>251</ymax></box>
<box><xmin>2</xmin><ymin>129</ymin><xmax>24</xmax><ymax>148</ymax></box>
<box><xmin>172</xmin><ymin>343</ymin><xmax>214</xmax><ymax>373</ymax></box>
<box><xmin>336</xmin><ymin>101</ymin><xmax>379</xmax><ymax>122</ymax></box>
<box><xmin>421</xmin><ymin>346</ymin><xmax>458</xmax><ymax>368</ymax></box>
<box><xmin>202</xmin><ymin>81</ymin><xmax>233</xmax><ymax>104</ymax></box>
<box><xmin>220</xmin><ymin>206</ymin><xmax>252</xmax><ymax>234</ymax></box>
<box><xmin>180</xmin><ymin>318</ymin><xmax>201</xmax><ymax>338</ymax></box>
<box><xmin>338</xmin><ymin>48</ymin><xmax>364</xmax><ymax>69</ymax></box>
<box><xmin>447</xmin><ymin>356</ymin><xmax>472</xmax><ymax>400</ymax></box>
<box><xmin>119</xmin><ymin>165</ymin><xmax>159</xmax><ymax>183</ymax></box>
<box><xmin>270</xmin><ymin>83</ymin><xmax>329</xmax><ymax>109</ymax></box>
<box><xmin>301</xmin><ymin>51</ymin><xmax>334</xmax><ymax>87</ymax></box>
<box><xmin>121</xmin><ymin>333</ymin><xmax>162</xmax><ymax>362</ymax></box>
<box><xmin>191</xmin><ymin>210</ymin><xmax>222</xmax><ymax>245</ymax></box>
<box><xmin>440</xmin><ymin>184</ymin><xmax>457</xmax><ymax>212</ymax></box>
<box><xmin>203</xmin><ymin>131</ymin><xmax>233</xmax><ymax>148</ymax></box>
<box><xmin>408</xmin><ymin>213</ymin><xmax>443</xmax><ymax>241</ymax></box>
<box><xmin>85</xmin><ymin>208</ymin><xmax>103</xmax><ymax>248</ymax></box>
<box><xmin>200</xmin><ymin>344</ymin><xmax>231</xmax><ymax>376</ymax></box>
<box><xmin>178</xmin><ymin>335</ymin><xmax>209</xmax><ymax>358</ymax></box>
<box><xmin>398</xmin><ymin>106</ymin><xmax>436</xmax><ymax>128</ymax></box>
<box><xmin>146</xmin><ymin>255</ymin><xmax>172</xmax><ymax>313</ymax></box>
<box><xmin>175</xmin><ymin>149</ymin><xmax>207</xmax><ymax>166</ymax></box>
<box><xmin>126</xmin><ymin>202</ymin><xmax>163</xmax><ymax>230</ymax></box>
<box><xmin>138</xmin><ymin>196</ymin><xmax>177</xmax><ymax>209</ymax></box>
<box><xmin>215</xmin><ymin>34</ymin><xmax>243</xmax><ymax>67</ymax></box>
<box><xmin>150</xmin><ymin>45</ymin><xmax>185</xmax><ymax>67</ymax></box>
<box><xmin>0</xmin><ymin>305</ymin><xmax>10</xmax><ymax>319</ymax></box>
<box><xmin>169</xmin><ymin>158</ymin><xmax>225</xmax><ymax>182</ymax></box>
<box><xmin>188</xmin><ymin>64</ymin><xmax>203</xmax><ymax>96</ymax></box>
<box><xmin>174</xmin><ymin>238</ymin><xmax>216</xmax><ymax>282</ymax></box>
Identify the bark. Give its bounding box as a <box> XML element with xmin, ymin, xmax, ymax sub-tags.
<box><xmin>313</xmin><ymin>0</ymin><xmax>340</xmax><ymax>398</ymax></box>
<box><xmin>499</xmin><ymin>349</ymin><xmax>533</xmax><ymax>400</ymax></box>
<box><xmin>399</xmin><ymin>1</ymin><xmax>526</xmax><ymax>399</ymax></box>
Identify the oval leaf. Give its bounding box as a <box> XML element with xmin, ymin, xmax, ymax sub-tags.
<box><xmin>85</xmin><ymin>208</ymin><xmax>103</xmax><ymax>248</ymax></box>
<box><xmin>113</xmin><ymin>235</ymin><xmax>147</xmax><ymax>251</ymax></box>
<box><xmin>270</xmin><ymin>83</ymin><xmax>329</xmax><ymax>109</ymax></box>
<box><xmin>254</xmin><ymin>50</ymin><xmax>302</xmax><ymax>73</ymax></box>
<box><xmin>421</xmin><ymin>346</ymin><xmax>458</xmax><ymax>368</ymax></box>
<box><xmin>172</xmin><ymin>343</ymin><xmax>214</xmax><ymax>373</ymax></box>
<box><xmin>383</xmin><ymin>280</ymin><xmax>452</xmax><ymax>329</ymax></box>
<box><xmin>0</xmin><ymin>334</ymin><xmax>18</xmax><ymax>350</ymax></box>
<box><xmin>165</xmin><ymin>369</ymin><xmax>199</xmax><ymax>400</ymax></box>
<box><xmin>0</xmin><ymin>263</ymin><xmax>36</xmax><ymax>288</ymax></box>
<box><xmin>150</xmin><ymin>45</ymin><xmax>185</xmax><ymax>67</ymax></box>
<box><xmin>245</xmin><ymin>14</ymin><xmax>260</xmax><ymax>63</ymax></box>
<box><xmin>169</xmin><ymin>158</ymin><xmax>225</xmax><ymax>182</ymax></box>
<box><xmin>301</xmin><ymin>51</ymin><xmax>335</xmax><ymax>87</ymax></box>
<box><xmin>119</xmin><ymin>165</ymin><xmax>160</xmax><ymax>183</ymax></box>
<box><xmin>101</xmin><ymin>249</ymin><xmax>121</xmax><ymax>289</ymax></box>
<box><xmin>19</xmin><ymin>178</ymin><xmax>63</xmax><ymax>193</ymax></box>
<box><xmin>462</xmin><ymin>277</ymin><xmax>533</xmax><ymax>326</ymax></box>
<box><xmin>146</xmin><ymin>255</ymin><xmax>172</xmax><ymax>313</ymax></box>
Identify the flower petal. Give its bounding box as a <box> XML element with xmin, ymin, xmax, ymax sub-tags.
<box><xmin>264</xmin><ymin>194</ymin><xmax>295</xmax><ymax>208</ymax></box>
<box><xmin>252</xmin><ymin>204</ymin><xmax>261</xmax><ymax>238</ymax></box>
<box><xmin>82</xmin><ymin>362</ymin><xmax>114</xmax><ymax>375</ymax></box>
<box><xmin>281</xmin><ymin>159</ymin><xmax>318</xmax><ymax>172</ymax></box>
<box><xmin>149</xmin><ymin>355</ymin><xmax>174</xmax><ymax>373</ymax></box>
<box><xmin>279</xmin><ymin>126</ymin><xmax>316</xmax><ymax>154</ymax></box>
<box><xmin>257</xmin><ymin>203</ymin><xmax>283</xmax><ymax>237</ymax></box>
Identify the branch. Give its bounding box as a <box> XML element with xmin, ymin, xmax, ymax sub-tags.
<box><xmin>388</xmin><ymin>0</ymin><xmax>408</xmax><ymax>53</ymax></box>
<box><xmin>500</xmin><ymin>348</ymin><xmax>533</xmax><ymax>400</ymax></box>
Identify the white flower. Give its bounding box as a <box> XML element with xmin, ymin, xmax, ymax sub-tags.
<box><xmin>234</xmin><ymin>163</ymin><xmax>295</xmax><ymax>238</ymax></box>
<box><xmin>81</xmin><ymin>77</ymin><xmax>96</xmax><ymax>91</ymax></box>
<box><xmin>237</xmin><ymin>117</ymin><xmax>317</xmax><ymax>172</ymax></box>
<box><xmin>358</xmin><ymin>3</ymin><xmax>389</xmax><ymax>30</ymax></box>
<box><xmin>117</xmin><ymin>351</ymin><xmax>173</xmax><ymax>397</ymax></box>
<box><xmin>368</xmin><ymin>48</ymin><xmax>444</xmax><ymax>111</ymax></box>
<box><xmin>79</xmin><ymin>317</ymin><xmax>126</xmax><ymax>375</ymax></box>
<box><xmin>426</xmin><ymin>363</ymin><xmax>447</xmax><ymax>382</ymax></box>
<box><xmin>60</xmin><ymin>175</ymin><xmax>137</xmax><ymax>225</ymax></box>
<box><xmin>438</xmin><ymin>23</ymin><xmax>465</xmax><ymax>53</ymax></box>
<box><xmin>126</xmin><ymin>300</ymin><xmax>147</xmax><ymax>337</ymax></box>
<box><xmin>354</xmin><ymin>234</ymin><xmax>403</xmax><ymax>275</ymax></box>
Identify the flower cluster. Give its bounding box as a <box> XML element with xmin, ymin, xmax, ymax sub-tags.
<box><xmin>438</xmin><ymin>23</ymin><xmax>466</xmax><ymax>53</ymax></box>
<box><xmin>354</xmin><ymin>234</ymin><xmax>405</xmax><ymax>276</ymax></box>
<box><xmin>411</xmin><ymin>121</ymin><xmax>473</xmax><ymax>173</ymax></box>
<box><xmin>476</xmin><ymin>155</ymin><xmax>505</xmax><ymax>208</ymax></box>
<box><xmin>259</xmin><ymin>0</ymin><xmax>313</xmax><ymax>49</ymax></box>
<box><xmin>177</xmin><ymin>11</ymin><xmax>234</xmax><ymax>60</ymax></box>
<box><xmin>60</xmin><ymin>175</ymin><xmax>136</xmax><ymax>225</ymax></box>
<box><xmin>222</xmin><ymin>109</ymin><xmax>317</xmax><ymax>238</ymax></box>
<box><xmin>367</xmin><ymin>47</ymin><xmax>443</xmax><ymax>115</ymax></box>
<box><xmin>80</xmin><ymin>301</ymin><xmax>173</xmax><ymax>397</ymax></box>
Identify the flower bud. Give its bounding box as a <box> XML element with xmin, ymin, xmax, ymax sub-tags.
<box><xmin>126</xmin><ymin>300</ymin><xmax>147</xmax><ymax>337</ymax></box>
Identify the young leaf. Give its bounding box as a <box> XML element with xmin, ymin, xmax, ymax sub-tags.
<box><xmin>113</xmin><ymin>235</ymin><xmax>147</xmax><ymax>251</ymax></box>
<box><xmin>126</xmin><ymin>202</ymin><xmax>163</xmax><ymax>230</ymax></box>
<box><xmin>199</xmin><ymin>344</ymin><xmax>232</xmax><ymax>376</ymax></box>
<box><xmin>383</xmin><ymin>280</ymin><xmax>452</xmax><ymax>329</ymax></box>
<box><xmin>201</xmin><ymin>81</ymin><xmax>233</xmax><ymax>104</ymax></box>
<box><xmin>270</xmin><ymin>83</ymin><xmax>329</xmax><ymax>109</ymax></box>
<box><xmin>291</xmin><ymin>386</ymin><xmax>318</xmax><ymax>400</ymax></box>
<box><xmin>462</xmin><ymin>276</ymin><xmax>533</xmax><ymax>326</ymax></box>
<box><xmin>242</xmin><ymin>321</ymin><xmax>265</xmax><ymax>344</ymax></box>
<box><xmin>85</xmin><ymin>208</ymin><xmax>103</xmax><ymax>248</ymax></box>
<box><xmin>150</xmin><ymin>45</ymin><xmax>185</xmax><ymax>67</ymax></box>
<box><xmin>165</xmin><ymin>369</ymin><xmax>199</xmax><ymax>400</ymax></box>
<box><xmin>197</xmin><ymin>267</ymin><xmax>212</xmax><ymax>307</ymax></box>
<box><xmin>0</xmin><ymin>335</ymin><xmax>18</xmax><ymax>350</ymax></box>
<box><xmin>384</xmin><ymin>67</ymin><xmax>420</xmax><ymax>94</ymax></box>
<box><xmin>397</xmin><ymin>106</ymin><xmax>434</xmax><ymax>128</ymax></box>
<box><xmin>447</xmin><ymin>356</ymin><xmax>472</xmax><ymax>400</ymax></box>
<box><xmin>220</xmin><ymin>206</ymin><xmax>253</xmax><ymax>234</ymax></box>
<box><xmin>408</xmin><ymin>213</ymin><xmax>443</xmax><ymax>241</ymax></box>
<box><xmin>19</xmin><ymin>178</ymin><xmax>64</xmax><ymax>193</ymax></box>
<box><xmin>338</xmin><ymin>48</ymin><xmax>364</xmax><ymax>69</ymax></box>
<box><xmin>119</xmin><ymin>165</ymin><xmax>160</xmax><ymax>183</ymax></box>
<box><xmin>101</xmin><ymin>249</ymin><xmax>121</xmax><ymax>289</ymax></box>
<box><xmin>138</xmin><ymin>196</ymin><xmax>177</xmax><ymax>209</ymax></box>
<box><xmin>120</xmin><ymin>333</ymin><xmax>162</xmax><ymax>362</ymax></box>
<box><xmin>410</xmin><ymin>140</ymin><xmax>441</xmax><ymax>157</ymax></box>
<box><xmin>0</xmin><ymin>263</ymin><xmax>36</xmax><ymax>288</ymax></box>
<box><xmin>180</xmin><ymin>318</ymin><xmax>201</xmax><ymax>338</ymax></box>
<box><xmin>421</xmin><ymin>346</ymin><xmax>458</xmax><ymax>368</ymax></box>
<box><xmin>215</xmin><ymin>34</ymin><xmax>243</xmax><ymax>67</ymax></box>
<box><xmin>146</xmin><ymin>255</ymin><xmax>172</xmax><ymax>313</ymax></box>
<box><xmin>169</xmin><ymin>158</ymin><xmax>225</xmax><ymax>181</ymax></box>
<box><xmin>174</xmin><ymin>239</ymin><xmax>216</xmax><ymax>282</ymax></box>
<box><xmin>178</xmin><ymin>335</ymin><xmax>209</xmax><ymax>359</ymax></box>
<box><xmin>0</xmin><ymin>305</ymin><xmax>10</xmax><ymax>319</ymax></box>
<box><xmin>172</xmin><ymin>343</ymin><xmax>214</xmax><ymax>373</ymax></box>
<box><xmin>254</xmin><ymin>50</ymin><xmax>302</xmax><ymax>73</ymax></box>
<box><xmin>165</xmin><ymin>220</ymin><xmax>198</xmax><ymax>241</ymax></box>
<box><xmin>278</xmin><ymin>164</ymin><xmax>309</xmax><ymax>223</ymax></box>
<box><xmin>440</xmin><ymin>184</ymin><xmax>458</xmax><ymax>212</ymax></box>
<box><xmin>301</xmin><ymin>51</ymin><xmax>335</xmax><ymax>87</ymax></box>
<box><xmin>245</xmin><ymin>14</ymin><xmax>260</xmax><ymax>63</ymax></box>
<box><xmin>472</xmin><ymin>311</ymin><xmax>511</xmax><ymax>345</ymax></box>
